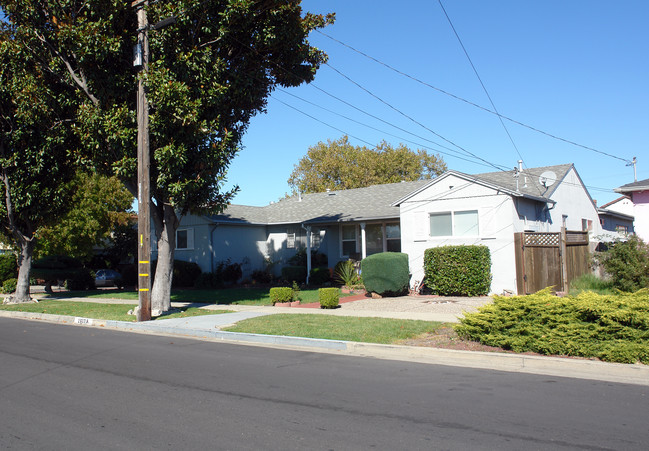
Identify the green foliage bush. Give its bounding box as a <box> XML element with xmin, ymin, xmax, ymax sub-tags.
<box><xmin>0</xmin><ymin>254</ymin><xmax>17</xmax><ymax>283</ymax></box>
<box><xmin>319</xmin><ymin>287</ymin><xmax>340</xmax><ymax>309</ymax></box>
<box><xmin>251</xmin><ymin>269</ymin><xmax>272</xmax><ymax>284</ymax></box>
<box><xmin>194</xmin><ymin>272</ymin><xmax>222</xmax><ymax>289</ymax></box>
<box><xmin>601</xmin><ymin>236</ymin><xmax>649</xmax><ymax>292</ymax></box>
<box><xmin>334</xmin><ymin>260</ymin><xmax>361</xmax><ymax>288</ymax></box>
<box><xmin>281</xmin><ymin>265</ymin><xmax>307</xmax><ymax>284</ymax></box>
<box><xmin>361</xmin><ymin>252</ymin><xmax>409</xmax><ymax>296</ymax></box>
<box><xmin>217</xmin><ymin>259</ymin><xmax>242</xmax><ymax>284</ymax></box>
<box><xmin>455</xmin><ymin>288</ymin><xmax>649</xmax><ymax>364</ymax></box>
<box><xmin>2</xmin><ymin>278</ymin><xmax>17</xmax><ymax>294</ymax></box>
<box><xmin>309</xmin><ymin>266</ymin><xmax>330</xmax><ymax>285</ymax></box>
<box><xmin>423</xmin><ymin>245</ymin><xmax>491</xmax><ymax>296</ymax></box>
<box><xmin>270</xmin><ymin>287</ymin><xmax>294</xmax><ymax>304</ymax></box>
<box><xmin>151</xmin><ymin>260</ymin><xmax>202</xmax><ymax>288</ymax></box>
<box><xmin>287</xmin><ymin>248</ymin><xmax>328</xmax><ymax>268</ymax></box>
<box><xmin>64</xmin><ymin>269</ymin><xmax>95</xmax><ymax>291</ymax></box>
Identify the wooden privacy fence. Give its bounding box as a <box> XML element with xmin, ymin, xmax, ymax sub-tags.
<box><xmin>514</xmin><ymin>229</ymin><xmax>590</xmax><ymax>295</ymax></box>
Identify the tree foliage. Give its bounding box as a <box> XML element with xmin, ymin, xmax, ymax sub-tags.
<box><xmin>0</xmin><ymin>22</ymin><xmax>79</xmax><ymax>302</ymax></box>
<box><xmin>35</xmin><ymin>172</ymin><xmax>134</xmax><ymax>263</ymax></box>
<box><xmin>1</xmin><ymin>0</ymin><xmax>334</xmax><ymax>311</ymax></box>
<box><xmin>601</xmin><ymin>235</ymin><xmax>649</xmax><ymax>292</ymax></box>
<box><xmin>288</xmin><ymin>135</ymin><xmax>447</xmax><ymax>194</ymax></box>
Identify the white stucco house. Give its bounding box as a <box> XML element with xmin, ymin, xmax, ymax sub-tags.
<box><xmin>164</xmin><ymin>163</ymin><xmax>601</xmax><ymax>295</ymax></box>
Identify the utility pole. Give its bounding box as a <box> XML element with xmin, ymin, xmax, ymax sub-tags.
<box><xmin>133</xmin><ymin>0</ymin><xmax>151</xmax><ymax>321</ymax></box>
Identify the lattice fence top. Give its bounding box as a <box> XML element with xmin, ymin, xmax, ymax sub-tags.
<box><xmin>523</xmin><ymin>232</ymin><xmax>560</xmax><ymax>247</ymax></box>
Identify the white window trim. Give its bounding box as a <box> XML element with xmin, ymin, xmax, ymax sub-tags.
<box><xmin>286</xmin><ymin>229</ymin><xmax>296</xmax><ymax>249</ymax></box>
<box><xmin>428</xmin><ymin>210</ymin><xmax>480</xmax><ymax>238</ymax></box>
<box><xmin>340</xmin><ymin>224</ymin><xmax>359</xmax><ymax>258</ymax></box>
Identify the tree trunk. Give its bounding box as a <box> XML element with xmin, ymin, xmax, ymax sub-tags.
<box><xmin>150</xmin><ymin>203</ymin><xmax>178</xmax><ymax>316</ymax></box>
<box><xmin>6</xmin><ymin>238</ymin><xmax>35</xmax><ymax>303</ymax></box>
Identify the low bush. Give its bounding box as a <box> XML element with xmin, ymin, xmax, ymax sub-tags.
<box><xmin>0</xmin><ymin>254</ymin><xmax>17</xmax><ymax>283</ymax></box>
<box><xmin>455</xmin><ymin>288</ymin><xmax>649</xmax><ymax>364</ymax></box>
<box><xmin>601</xmin><ymin>236</ymin><xmax>649</xmax><ymax>292</ymax></box>
<box><xmin>194</xmin><ymin>272</ymin><xmax>222</xmax><ymax>289</ymax></box>
<box><xmin>2</xmin><ymin>278</ymin><xmax>17</xmax><ymax>294</ymax></box>
<box><xmin>152</xmin><ymin>260</ymin><xmax>202</xmax><ymax>288</ymax></box>
<box><xmin>251</xmin><ymin>269</ymin><xmax>272</xmax><ymax>284</ymax></box>
<box><xmin>334</xmin><ymin>260</ymin><xmax>361</xmax><ymax>288</ymax></box>
<box><xmin>217</xmin><ymin>259</ymin><xmax>242</xmax><ymax>284</ymax></box>
<box><xmin>281</xmin><ymin>265</ymin><xmax>307</xmax><ymax>284</ymax></box>
<box><xmin>287</xmin><ymin>248</ymin><xmax>328</xmax><ymax>268</ymax></box>
<box><xmin>64</xmin><ymin>269</ymin><xmax>95</xmax><ymax>291</ymax></box>
<box><xmin>319</xmin><ymin>287</ymin><xmax>340</xmax><ymax>309</ymax></box>
<box><xmin>270</xmin><ymin>287</ymin><xmax>294</xmax><ymax>304</ymax></box>
<box><xmin>309</xmin><ymin>266</ymin><xmax>330</xmax><ymax>285</ymax></box>
<box><xmin>424</xmin><ymin>245</ymin><xmax>491</xmax><ymax>296</ymax></box>
<box><xmin>361</xmin><ymin>252</ymin><xmax>409</xmax><ymax>296</ymax></box>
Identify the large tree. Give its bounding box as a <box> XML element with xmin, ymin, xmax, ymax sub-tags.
<box><xmin>2</xmin><ymin>0</ymin><xmax>333</xmax><ymax>314</ymax></box>
<box><xmin>288</xmin><ymin>135</ymin><xmax>447</xmax><ymax>194</ymax></box>
<box><xmin>35</xmin><ymin>172</ymin><xmax>134</xmax><ymax>263</ymax></box>
<box><xmin>0</xmin><ymin>24</ymin><xmax>79</xmax><ymax>303</ymax></box>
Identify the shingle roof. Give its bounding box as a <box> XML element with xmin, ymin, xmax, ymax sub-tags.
<box><xmin>208</xmin><ymin>180</ymin><xmax>430</xmax><ymax>225</ymax></box>
<box><xmin>615</xmin><ymin>178</ymin><xmax>649</xmax><ymax>193</ymax></box>
<box><xmin>472</xmin><ymin>163</ymin><xmax>573</xmax><ymax>200</ymax></box>
<box><xmin>210</xmin><ymin>164</ymin><xmax>577</xmax><ymax>225</ymax></box>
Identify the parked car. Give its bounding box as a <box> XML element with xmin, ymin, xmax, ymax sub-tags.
<box><xmin>94</xmin><ymin>269</ymin><xmax>124</xmax><ymax>289</ymax></box>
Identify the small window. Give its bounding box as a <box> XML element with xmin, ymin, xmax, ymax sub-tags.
<box><xmin>582</xmin><ymin>218</ymin><xmax>593</xmax><ymax>231</ymax></box>
<box><xmin>311</xmin><ymin>229</ymin><xmax>321</xmax><ymax>249</ymax></box>
<box><xmin>341</xmin><ymin>225</ymin><xmax>357</xmax><ymax>257</ymax></box>
<box><xmin>386</xmin><ymin>224</ymin><xmax>401</xmax><ymax>252</ymax></box>
<box><xmin>429</xmin><ymin>212</ymin><xmax>452</xmax><ymax>237</ymax></box>
<box><xmin>287</xmin><ymin>229</ymin><xmax>295</xmax><ymax>249</ymax></box>
<box><xmin>176</xmin><ymin>228</ymin><xmax>194</xmax><ymax>250</ymax></box>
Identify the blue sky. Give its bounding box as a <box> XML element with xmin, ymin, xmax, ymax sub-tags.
<box><xmin>226</xmin><ymin>0</ymin><xmax>648</xmax><ymax>207</ymax></box>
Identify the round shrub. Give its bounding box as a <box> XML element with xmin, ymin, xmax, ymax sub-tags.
<box><xmin>318</xmin><ymin>287</ymin><xmax>340</xmax><ymax>309</ymax></box>
<box><xmin>361</xmin><ymin>252</ymin><xmax>409</xmax><ymax>296</ymax></box>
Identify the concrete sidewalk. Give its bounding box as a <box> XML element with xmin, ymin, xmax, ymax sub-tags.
<box><xmin>2</xmin><ymin>293</ymin><xmax>649</xmax><ymax>387</ymax></box>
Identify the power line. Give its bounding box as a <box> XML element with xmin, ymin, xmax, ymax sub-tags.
<box><xmin>275</xmin><ymin>88</ymin><xmax>496</xmax><ymax>167</ymax></box>
<box><xmin>315</xmin><ymin>30</ymin><xmax>632</xmax><ymax>165</ymax></box>
<box><xmin>325</xmin><ymin>62</ymin><xmax>507</xmax><ymax>172</ymax></box>
<box><xmin>437</xmin><ymin>0</ymin><xmax>526</xmax><ymax>166</ymax></box>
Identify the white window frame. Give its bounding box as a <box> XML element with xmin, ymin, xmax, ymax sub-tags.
<box><xmin>428</xmin><ymin>210</ymin><xmax>480</xmax><ymax>237</ymax></box>
<box><xmin>340</xmin><ymin>224</ymin><xmax>358</xmax><ymax>258</ymax></box>
<box><xmin>176</xmin><ymin>228</ymin><xmax>194</xmax><ymax>250</ymax></box>
<box><xmin>286</xmin><ymin>228</ymin><xmax>296</xmax><ymax>249</ymax></box>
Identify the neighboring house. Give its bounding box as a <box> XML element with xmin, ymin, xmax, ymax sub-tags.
<box><xmin>156</xmin><ymin>180</ymin><xmax>429</xmax><ymax>280</ymax></box>
<box><xmin>597</xmin><ymin>196</ymin><xmax>634</xmax><ymax>240</ymax></box>
<box><xmin>165</xmin><ymin>162</ymin><xmax>601</xmax><ymax>295</ymax></box>
<box><xmin>393</xmin><ymin>163</ymin><xmax>601</xmax><ymax>295</ymax></box>
<box><xmin>615</xmin><ymin>178</ymin><xmax>649</xmax><ymax>242</ymax></box>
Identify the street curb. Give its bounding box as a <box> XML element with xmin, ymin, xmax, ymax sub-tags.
<box><xmin>2</xmin><ymin>310</ymin><xmax>648</xmax><ymax>386</ymax></box>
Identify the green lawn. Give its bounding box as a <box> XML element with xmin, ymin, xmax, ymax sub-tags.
<box><xmin>40</xmin><ymin>287</ymin><xmax>346</xmax><ymax>305</ymax></box>
<box><xmin>224</xmin><ymin>314</ymin><xmax>443</xmax><ymax>344</ymax></box>
<box><xmin>0</xmin><ymin>299</ymin><xmax>232</xmax><ymax>322</ymax></box>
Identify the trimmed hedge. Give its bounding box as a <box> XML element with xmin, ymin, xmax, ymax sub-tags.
<box><xmin>319</xmin><ymin>287</ymin><xmax>340</xmax><ymax>309</ymax></box>
<box><xmin>361</xmin><ymin>252</ymin><xmax>409</xmax><ymax>296</ymax></box>
<box><xmin>270</xmin><ymin>287</ymin><xmax>294</xmax><ymax>304</ymax></box>
<box><xmin>423</xmin><ymin>245</ymin><xmax>491</xmax><ymax>296</ymax></box>
<box><xmin>456</xmin><ymin>288</ymin><xmax>649</xmax><ymax>364</ymax></box>
<box><xmin>281</xmin><ymin>265</ymin><xmax>307</xmax><ymax>284</ymax></box>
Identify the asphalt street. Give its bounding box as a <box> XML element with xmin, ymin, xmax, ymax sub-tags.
<box><xmin>1</xmin><ymin>317</ymin><xmax>648</xmax><ymax>450</ymax></box>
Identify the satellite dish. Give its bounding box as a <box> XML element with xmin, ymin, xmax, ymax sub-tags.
<box><xmin>539</xmin><ymin>171</ymin><xmax>557</xmax><ymax>188</ymax></box>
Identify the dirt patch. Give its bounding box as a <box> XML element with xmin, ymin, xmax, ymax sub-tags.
<box><xmin>399</xmin><ymin>325</ymin><xmax>508</xmax><ymax>353</ymax></box>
